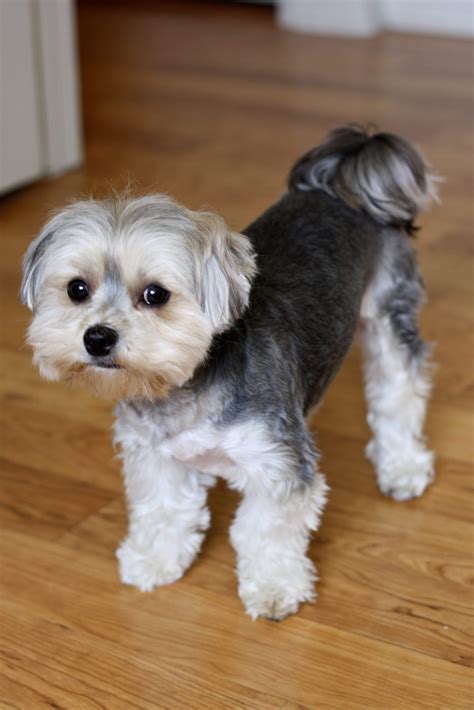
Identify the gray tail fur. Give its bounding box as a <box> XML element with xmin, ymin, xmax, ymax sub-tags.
<box><xmin>288</xmin><ymin>124</ymin><xmax>438</xmax><ymax>233</ymax></box>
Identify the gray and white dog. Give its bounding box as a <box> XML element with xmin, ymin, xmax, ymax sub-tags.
<box><xmin>21</xmin><ymin>125</ymin><xmax>436</xmax><ymax>619</ymax></box>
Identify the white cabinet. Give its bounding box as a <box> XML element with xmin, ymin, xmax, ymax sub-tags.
<box><xmin>0</xmin><ymin>0</ymin><xmax>83</xmax><ymax>195</ymax></box>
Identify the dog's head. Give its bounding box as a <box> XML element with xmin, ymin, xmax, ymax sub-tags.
<box><xmin>21</xmin><ymin>195</ymin><xmax>256</xmax><ymax>400</ymax></box>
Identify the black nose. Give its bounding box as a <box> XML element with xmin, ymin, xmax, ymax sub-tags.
<box><xmin>83</xmin><ymin>325</ymin><xmax>118</xmax><ymax>357</ymax></box>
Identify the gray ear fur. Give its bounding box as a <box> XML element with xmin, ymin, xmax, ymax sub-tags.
<box><xmin>20</xmin><ymin>227</ymin><xmax>56</xmax><ymax>310</ymax></box>
<box><xmin>196</xmin><ymin>212</ymin><xmax>257</xmax><ymax>332</ymax></box>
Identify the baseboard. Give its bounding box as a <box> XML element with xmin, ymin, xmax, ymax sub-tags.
<box><xmin>278</xmin><ymin>0</ymin><xmax>379</xmax><ymax>37</ymax></box>
<box><xmin>278</xmin><ymin>0</ymin><xmax>474</xmax><ymax>38</ymax></box>
<box><xmin>382</xmin><ymin>0</ymin><xmax>474</xmax><ymax>38</ymax></box>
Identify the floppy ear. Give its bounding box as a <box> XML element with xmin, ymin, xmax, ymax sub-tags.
<box><xmin>195</xmin><ymin>212</ymin><xmax>257</xmax><ymax>333</ymax></box>
<box><xmin>20</xmin><ymin>225</ymin><xmax>56</xmax><ymax>310</ymax></box>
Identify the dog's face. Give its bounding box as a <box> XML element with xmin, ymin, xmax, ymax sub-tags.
<box><xmin>21</xmin><ymin>195</ymin><xmax>256</xmax><ymax>400</ymax></box>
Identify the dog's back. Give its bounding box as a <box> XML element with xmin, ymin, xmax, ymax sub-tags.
<box><xmin>241</xmin><ymin>189</ymin><xmax>379</xmax><ymax>409</ymax></box>
<box><xmin>216</xmin><ymin>124</ymin><xmax>437</xmax><ymax>413</ymax></box>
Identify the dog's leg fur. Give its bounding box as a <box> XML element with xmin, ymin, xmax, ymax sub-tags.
<box><xmin>114</xmin><ymin>410</ymin><xmax>213</xmax><ymax>591</ymax></box>
<box><xmin>230</xmin><ymin>470</ymin><xmax>328</xmax><ymax>620</ymax></box>
<box><xmin>361</xmin><ymin>235</ymin><xmax>434</xmax><ymax>501</ymax></box>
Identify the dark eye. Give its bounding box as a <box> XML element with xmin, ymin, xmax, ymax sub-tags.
<box><xmin>67</xmin><ymin>279</ymin><xmax>89</xmax><ymax>302</ymax></box>
<box><xmin>142</xmin><ymin>284</ymin><xmax>170</xmax><ymax>307</ymax></box>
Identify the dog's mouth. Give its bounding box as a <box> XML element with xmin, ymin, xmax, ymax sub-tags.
<box><xmin>89</xmin><ymin>361</ymin><xmax>123</xmax><ymax>370</ymax></box>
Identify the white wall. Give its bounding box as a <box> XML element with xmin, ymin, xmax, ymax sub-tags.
<box><xmin>278</xmin><ymin>0</ymin><xmax>474</xmax><ymax>38</ymax></box>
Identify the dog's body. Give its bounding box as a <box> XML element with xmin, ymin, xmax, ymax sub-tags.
<box><xmin>22</xmin><ymin>126</ymin><xmax>436</xmax><ymax>619</ymax></box>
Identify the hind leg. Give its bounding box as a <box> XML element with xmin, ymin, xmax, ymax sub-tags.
<box><xmin>361</xmin><ymin>238</ymin><xmax>434</xmax><ymax>500</ymax></box>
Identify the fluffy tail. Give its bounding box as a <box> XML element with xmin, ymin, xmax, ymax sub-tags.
<box><xmin>288</xmin><ymin>124</ymin><xmax>438</xmax><ymax>232</ymax></box>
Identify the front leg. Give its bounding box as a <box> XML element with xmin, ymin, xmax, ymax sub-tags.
<box><xmin>230</xmin><ymin>468</ymin><xmax>328</xmax><ymax>620</ymax></box>
<box><xmin>114</xmin><ymin>414</ymin><xmax>213</xmax><ymax>591</ymax></box>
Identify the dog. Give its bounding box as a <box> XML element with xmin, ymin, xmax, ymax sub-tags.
<box><xmin>21</xmin><ymin>125</ymin><xmax>437</xmax><ymax>620</ymax></box>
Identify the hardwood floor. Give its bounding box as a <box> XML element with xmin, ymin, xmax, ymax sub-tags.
<box><xmin>1</xmin><ymin>2</ymin><xmax>473</xmax><ymax>707</ymax></box>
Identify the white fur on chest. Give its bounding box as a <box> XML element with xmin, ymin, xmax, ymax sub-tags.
<box><xmin>115</xmin><ymin>400</ymin><xmax>299</xmax><ymax>495</ymax></box>
<box><xmin>160</xmin><ymin>424</ymin><xmax>237</xmax><ymax>477</ymax></box>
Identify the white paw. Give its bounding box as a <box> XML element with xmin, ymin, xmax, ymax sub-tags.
<box><xmin>367</xmin><ymin>439</ymin><xmax>435</xmax><ymax>501</ymax></box>
<box><xmin>238</xmin><ymin>559</ymin><xmax>316</xmax><ymax>620</ymax></box>
<box><xmin>117</xmin><ymin>533</ymin><xmax>202</xmax><ymax>591</ymax></box>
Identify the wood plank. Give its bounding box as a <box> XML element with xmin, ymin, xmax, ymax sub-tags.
<box><xmin>0</xmin><ymin>530</ymin><xmax>471</xmax><ymax>710</ymax></box>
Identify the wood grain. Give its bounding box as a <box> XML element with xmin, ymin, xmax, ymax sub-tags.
<box><xmin>1</xmin><ymin>1</ymin><xmax>473</xmax><ymax>707</ymax></box>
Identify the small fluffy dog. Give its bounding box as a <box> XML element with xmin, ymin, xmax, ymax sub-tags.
<box><xmin>21</xmin><ymin>125</ymin><xmax>436</xmax><ymax>620</ymax></box>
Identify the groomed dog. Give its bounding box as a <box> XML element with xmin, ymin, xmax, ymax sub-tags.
<box><xmin>21</xmin><ymin>125</ymin><xmax>437</xmax><ymax>619</ymax></box>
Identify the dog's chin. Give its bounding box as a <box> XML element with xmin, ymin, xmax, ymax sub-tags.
<box><xmin>71</xmin><ymin>364</ymin><xmax>173</xmax><ymax>401</ymax></box>
<box><xmin>40</xmin><ymin>360</ymin><xmax>172</xmax><ymax>401</ymax></box>
<box><xmin>73</xmin><ymin>366</ymin><xmax>171</xmax><ymax>401</ymax></box>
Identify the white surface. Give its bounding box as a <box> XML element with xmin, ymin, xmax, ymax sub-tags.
<box><xmin>381</xmin><ymin>0</ymin><xmax>474</xmax><ymax>37</ymax></box>
<box><xmin>0</xmin><ymin>0</ymin><xmax>43</xmax><ymax>193</ymax></box>
<box><xmin>37</xmin><ymin>0</ymin><xmax>83</xmax><ymax>175</ymax></box>
<box><xmin>278</xmin><ymin>0</ymin><xmax>378</xmax><ymax>37</ymax></box>
<box><xmin>0</xmin><ymin>0</ymin><xmax>83</xmax><ymax>196</ymax></box>
<box><xmin>277</xmin><ymin>0</ymin><xmax>474</xmax><ymax>38</ymax></box>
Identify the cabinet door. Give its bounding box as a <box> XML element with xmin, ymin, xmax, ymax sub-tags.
<box><xmin>0</xmin><ymin>0</ymin><xmax>82</xmax><ymax>196</ymax></box>
<box><xmin>0</xmin><ymin>0</ymin><xmax>43</xmax><ymax>194</ymax></box>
